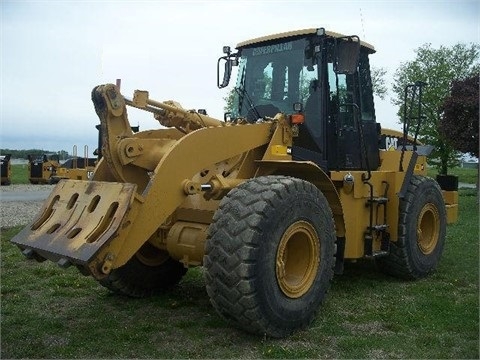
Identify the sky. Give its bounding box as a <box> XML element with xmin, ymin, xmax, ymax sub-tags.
<box><xmin>1</xmin><ymin>0</ymin><xmax>479</xmax><ymax>157</ymax></box>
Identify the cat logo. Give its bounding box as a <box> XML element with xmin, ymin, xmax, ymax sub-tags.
<box><xmin>385</xmin><ymin>136</ymin><xmax>398</xmax><ymax>151</ymax></box>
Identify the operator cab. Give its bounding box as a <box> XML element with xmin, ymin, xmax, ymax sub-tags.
<box><xmin>218</xmin><ymin>28</ymin><xmax>380</xmax><ymax>172</ymax></box>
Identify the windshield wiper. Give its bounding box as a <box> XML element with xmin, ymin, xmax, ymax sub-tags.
<box><xmin>234</xmin><ymin>86</ymin><xmax>261</xmax><ymax>121</ymax></box>
<box><xmin>234</xmin><ymin>65</ymin><xmax>261</xmax><ymax>121</ymax></box>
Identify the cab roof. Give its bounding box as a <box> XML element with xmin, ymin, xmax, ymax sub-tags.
<box><xmin>236</xmin><ymin>27</ymin><xmax>375</xmax><ymax>52</ymax></box>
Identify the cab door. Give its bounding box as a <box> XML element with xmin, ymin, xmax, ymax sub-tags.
<box><xmin>326</xmin><ymin>44</ymin><xmax>379</xmax><ymax>171</ymax></box>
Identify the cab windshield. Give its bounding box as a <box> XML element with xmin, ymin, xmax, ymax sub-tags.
<box><xmin>231</xmin><ymin>38</ymin><xmax>317</xmax><ymax>121</ymax></box>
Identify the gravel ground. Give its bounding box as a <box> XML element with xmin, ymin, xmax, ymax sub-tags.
<box><xmin>0</xmin><ymin>184</ymin><xmax>54</xmax><ymax>229</ymax></box>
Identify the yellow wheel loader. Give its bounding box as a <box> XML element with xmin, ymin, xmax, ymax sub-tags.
<box><xmin>49</xmin><ymin>146</ymin><xmax>96</xmax><ymax>184</ymax></box>
<box><xmin>11</xmin><ymin>28</ymin><xmax>458</xmax><ymax>338</ymax></box>
<box><xmin>27</xmin><ymin>153</ymin><xmax>60</xmax><ymax>184</ymax></box>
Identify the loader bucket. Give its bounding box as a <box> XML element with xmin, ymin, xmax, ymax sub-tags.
<box><xmin>11</xmin><ymin>180</ymin><xmax>136</xmax><ymax>269</ymax></box>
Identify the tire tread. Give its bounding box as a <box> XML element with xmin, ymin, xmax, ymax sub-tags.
<box><xmin>204</xmin><ymin>176</ymin><xmax>335</xmax><ymax>337</ymax></box>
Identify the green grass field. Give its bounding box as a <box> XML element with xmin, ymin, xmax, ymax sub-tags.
<box><xmin>427</xmin><ymin>167</ymin><xmax>478</xmax><ymax>185</ymax></box>
<box><xmin>8</xmin><ymin>164</ymin><xmax>29</xmax><ymax>184</ymax></box>
<box><xmin>1</xmin><ymin>189</ymin><xmax>478</xmax><ymax>359</ymax></box>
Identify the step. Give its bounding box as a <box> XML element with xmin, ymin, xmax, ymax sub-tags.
<box><xmin>367</xmin><ymin>197</ymin><xmax>388</xmax><ymax>205</ymax></box>
<box><xmin>368</xmin><ymin>224</ymin><xmax>388</xmax><ymax>231</ymax></box>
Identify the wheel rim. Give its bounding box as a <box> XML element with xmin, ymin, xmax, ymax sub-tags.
<box><xmin>276</xmin><ymin>221</ymin><xmax>320</xmax><ymax>298</ymax></box>
<box><xmin>417</xmin><ymin>203</ymin><xmax>440</xmax><ymax>255</ymax></box>
<box><xmin>135</xmin><ymin>242</ymin><xmax>170</xmax><ymax>267</ymax></box>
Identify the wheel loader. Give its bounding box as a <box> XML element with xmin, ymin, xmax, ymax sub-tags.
<box><xmin>27</xmin><ymin>153</ymin><xmax>60</xmax><ymax>184</ymax></box>
<box><xmin>49</xmin><ymin>145</ymin><xmax>97</xmax><ymax>184</ymax></box>
<box><xmin>11</xmin><ymin>27</ymin><xmax>458</xmax><ymax>338</ymax></box>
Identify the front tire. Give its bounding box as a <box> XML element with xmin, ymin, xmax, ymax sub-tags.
<box><xmin>99</xmin><ymin>242</ymin><xmax>187</xmax><ymax>297</ymax></box>
<box><xmin>204</xmin><ymin>176</ymin><xmax>336</xmax><ymax>338</ymax></box>
<box><xmin>377</xmin><ymin>175</ymin><xmax>446</xmax><ymax>279</ymax></box>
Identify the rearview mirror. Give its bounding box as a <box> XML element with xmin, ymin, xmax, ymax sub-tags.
<box><xmin>217</xmin><ymin>48</ymin><xmax>238</xmax><ymax>89</ymax></box>
<box><xmin>334</xmin><ymin>36</ymin><xmax>361</xmax><ymax>75</ymax></box>
<box><xmin>217</xmin><ymin>57</ymin><xmax>232</xmax><ymax>89</ymax></box>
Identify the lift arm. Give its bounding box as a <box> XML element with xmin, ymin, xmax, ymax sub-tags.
<box><xmin>12</xmin><ymin>84</ymin><xmax>276</xmax><ymax>278</ymax></box>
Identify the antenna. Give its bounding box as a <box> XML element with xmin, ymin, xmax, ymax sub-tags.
<box><xmin>359</xmin><ymin>7</ymin><xmax>366</xmax><ymax>40</ymax></box>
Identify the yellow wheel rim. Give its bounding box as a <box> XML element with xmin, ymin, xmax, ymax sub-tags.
<box><xmin>417</xmin><ymin>203</ymin><xmax>440</xmax><ymax>255</ymax></box>
<box><xmin>276</xmin><ymin>221</ymin><xmax>320</xmax><ymax>298</ymax></box>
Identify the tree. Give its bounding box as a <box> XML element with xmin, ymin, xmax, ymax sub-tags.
<box><xmin>223</xmin><ymin>87</ymin><xmax>235</xmax><ymax>113</ymax></box>
<box><xmin>440</xmin><ymin>74</ymin><xmax>479</xmax><ymax>158</ymax></box>
<box><xmin>371</xmin><ymin>66</ymin><xmax>388</xmax><ymax>100</ymax></box>
<box><xmin>0</xmin><ymin>149</ymin><xmax>70</xmax><ymax>160</ymax></box>
<box><xmin>440</xmin><ymin>74</ymin><xmax>479</xmax><ymax>194</ymax></box>
<box><xmin>391</xmin><ymin>43</ymin><xmax>480</xmax><ymax>174</ymax></box>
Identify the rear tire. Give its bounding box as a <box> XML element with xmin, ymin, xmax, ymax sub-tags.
<box><xmin>377</xmin><ymin>175</ymin><xmax>446</xmax><ymax>279</ymax></box>
<box><xmin>204</xmin><ymin>176</ymin><xmax>336</xmax><ymax>338</ymax></box>
<box><xmin>99</xmin><ymin>242</ymin><xmax>187</xmax><ymax>297</ymax></box>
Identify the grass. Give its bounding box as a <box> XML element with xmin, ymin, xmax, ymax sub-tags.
<box><xmin>1</xmin><ymin>189</ymin><xmax>478</xmax><ymax>359</ymax></box>
<box><xmin>427</xmin><ymin>166</ymin><xmax>478</xmax><ymax>184</ymax></box>
<box><xmin>9</xmin><ymin>164</ymin><xmax>29</xmax><ymax>184</ymax></box>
